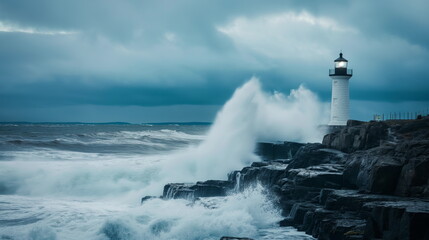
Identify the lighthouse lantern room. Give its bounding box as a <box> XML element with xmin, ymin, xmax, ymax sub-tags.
<box><xmin>328</xmin><ymin>53</ymin><xmax>353</xmax><ymax>126</ymax></box>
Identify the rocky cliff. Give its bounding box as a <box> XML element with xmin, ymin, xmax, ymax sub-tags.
<box><xmin>156</xmin><ymin>117</ymin><xmax>429</xmax><ymax>240</ymax></box>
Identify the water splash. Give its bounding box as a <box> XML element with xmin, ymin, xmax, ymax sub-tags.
<box><xmin>160</xmin><ymin>77</ymin><xmax>327</xmax><ymax>182</ymax></box>
<box><xmin>99</xmin><ymin>184</ymin><xmax>282</xmax><ymax>240</ymax></box>
<box><xmin>0</xmin><ymin>77</ymin><xmax>327</xmax><ymax>199</ymax></box>
<box><xmin>0</xmin><ymin>77</ymin><xmax>323</xmax><ymax>239</ymax></box>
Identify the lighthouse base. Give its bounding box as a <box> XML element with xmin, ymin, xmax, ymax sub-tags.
<box><xmin>328</xmin><ymin>120</ymin><xmax>348</xmax><ymax>126</ymax></box>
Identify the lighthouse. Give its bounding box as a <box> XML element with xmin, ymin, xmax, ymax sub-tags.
<box><xmin>328</xmin><ymin>52</ymin><xmax>353</xmax><ymax>126</ymax></box>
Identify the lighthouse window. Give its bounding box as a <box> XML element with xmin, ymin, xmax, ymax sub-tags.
<box><xmin>335</xmin><ymin>61</ymin><xmax>347</xmax><ymax>68</ymax></box>
<box><xmin>334</xmin><ymin>80</ymin><xmax>338</xmax><ymax>84</ymax></box>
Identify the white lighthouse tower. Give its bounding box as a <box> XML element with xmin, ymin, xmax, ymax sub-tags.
<box><xmin>328</xmin><ymin>52</ymin><xmax>353</xmax><ymax>126</ymax></box>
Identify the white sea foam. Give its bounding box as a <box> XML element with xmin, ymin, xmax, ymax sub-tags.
<box><xmin>0</xmin><ymin>78</ymin><xmax>324</xmax><ymax>239</ymax></box>
<box><xmin>117</xmin><ymin>185</ymin><xmax>281</xmax><ymax>240</ymax></box>
<box><xmin>0</xmin><ymin>78</ymin><xmax>326</xmax><ymax>199</ymax></box>
<box><xmin>0</xmin><ymin>156</ymin><xmax>164</xmax><ymax>201</ymax></box>
<box><xmin>0</xmin><ymin>185</ymin><xmax>304</xmax><ymax>240</ymax></box>
<box><xmin>159</xmin><ymin>77</ymin><xmax>327</xmax><ymax>182</ymax></box>
<box><xmin>94</xmin><ymin>129</ymin><xmax>205</xmax><ymax>143</ymax></box>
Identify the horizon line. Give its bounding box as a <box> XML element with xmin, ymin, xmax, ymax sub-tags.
<box><xmin>0</xmin><ymin>121</ymin><xmax>213</xmax><ymax>125</ymax></box>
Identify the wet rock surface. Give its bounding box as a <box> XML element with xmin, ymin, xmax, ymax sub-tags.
<box><xmin>140</xmin><ymin>195</ymin><xmax>158</xmax><ymax>204</ymax></box>
<box><xmin>162</xmin><ymin>180</ymin><xmax>234</xmax><ymax>200</ymax></box>
<box><xmin>322</xmin><ymin>120</ymin><xmax>389</xmax><ymax>153</ymax></box>
<box><xmin>229</xmin><ymin>161</ymin><xmax>288</xmax><ymax>191</ymax></box>
<box><xmin>276</xmin><ymin>118</ymin><xmax>429</xmax><ymax>240</ymax></box>
<box><xmin>364</xmin><ymin>200</ymin><xmax>429</xmax><ymax>240</ymax></box>
<box><xmin>150</xmin><ymin>117</ymin><xmax>429</xmax><ymax>240</ymax></box>
<box><xmin>220</xmin><ymin>237</ymin><xmax>254</xmax><ymax>240</ymax></box>
<box><xmin>255</xmin><ymin>141</ymin><xmax>304</xmax><ymax>161</ymax></box>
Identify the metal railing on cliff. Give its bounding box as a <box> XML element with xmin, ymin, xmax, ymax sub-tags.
<box><xmin>373</xmin><ymin>108</ymin><xmax>429</xmax><ymax>121</ymax></box>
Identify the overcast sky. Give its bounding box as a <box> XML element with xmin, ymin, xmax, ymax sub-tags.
<box><xmin>1</xmin><ymin>0</ymin><xmax>428</xmax><ymax>123</ymax></box>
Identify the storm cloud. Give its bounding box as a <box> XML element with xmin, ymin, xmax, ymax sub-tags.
<box><xmin>0</xmin><ymin>0</ymin><xmax>428</xmax><ymax>122</ymax></box>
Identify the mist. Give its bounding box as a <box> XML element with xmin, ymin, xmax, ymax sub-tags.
<box><xmin>160</xmin><ymin>77</ymin><xmax>328</xmax><ymax>182</ymax></box>
<box><xmin>0</xmin><ymin>78</ymin><xmax>327</xmax><ymax>200</ymax></box>
<box><xmin>0</xmin><ymin>77</ymin><xmax>328</xmax><ymax>239</ymax></box>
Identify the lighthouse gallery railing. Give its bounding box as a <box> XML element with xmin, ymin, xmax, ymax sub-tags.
<box><xmin>329</xmin><ymin>69</ymin><xmax>353</xmax><ymax>76</ymax></box>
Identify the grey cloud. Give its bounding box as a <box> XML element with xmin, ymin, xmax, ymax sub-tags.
<box><xmin>0</xmin><ymin>0</ymin><xmax>428</xmax><ymax>122</ymax></box>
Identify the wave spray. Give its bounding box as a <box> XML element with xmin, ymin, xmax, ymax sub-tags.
<box><xmin>161</xmin><ymin>77</ymin><xmax>327</xmax><ymax>183</ymax></box>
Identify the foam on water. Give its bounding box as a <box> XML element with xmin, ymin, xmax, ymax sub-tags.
<box><xmin>0</xmin><ymin>78</ymin><xmax>324</xmax><ymax>239</ymax></box>
<box><xmin>1</xmin><ymin>129</ymin><xmax>204</xmax><ymax>152</ymax></box>
<box><xmin>93</xmin><ymin>129</ymin><xmax>205</xmax><ymax>144</ymax></box>
<box><xmin>0</xmin><ymin>195</ymin><xmax>129</xmax><ymax>240</ymax></box>
<box><xmin>159</xmin><ymin>77</ymin><xmax>327</xmax><ymax>182</ymax></box>
<box><xmin>99</xmin><ymin>185</ymin><xmax>280</xmax><ymax>240</ymax></box>
<box><xmin>0</xmin><ymin>185</ymin><xmax>314</xmax><ymax>240</ymax></box>
<box><xmin>0</xmin><ymin>155</ymin><xmax>164</xmax><ymax>200</ymax></box>
<box><xmin>0</xmin><ymin>78</ymin><xmax>326</xmax><ymax>199</ymax></box>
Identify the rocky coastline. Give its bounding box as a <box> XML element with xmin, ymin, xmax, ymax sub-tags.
<box><xmin>145</xmin><ymin>117</ymin><xmax>429</xmax><ymax>240</ymax></box>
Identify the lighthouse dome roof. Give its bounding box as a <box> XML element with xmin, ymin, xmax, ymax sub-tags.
<box><xmin>334</xmin><ymin>53</ymin><xmax>348</xmax><ymax>62</ymax></box>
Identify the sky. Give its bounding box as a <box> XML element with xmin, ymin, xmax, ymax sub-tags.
<box><xmin>0</xmin><ymin>0</ymin><xmax>428</xmax><ymax>123</ymax></box>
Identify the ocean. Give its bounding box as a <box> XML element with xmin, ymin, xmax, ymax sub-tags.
<box><xmin>0</xmin><ymin>79</ymin><xmax>321</xmax><ymax>239</ymax></box>
<box><xmin>0</xmin><ymin>123</ymin><xmax>314</xmax><ymax>240</ymax></box>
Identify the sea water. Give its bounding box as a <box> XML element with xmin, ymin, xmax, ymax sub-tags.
<box><xmin>0</xmin><ymin>79</ymin><xmax>321</xmax><ymax>239</ymax></box>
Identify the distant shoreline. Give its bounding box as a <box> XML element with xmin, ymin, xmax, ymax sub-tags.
<box><xmin>0</xmin><ymin>121</ymin><xmax>212</xmax><ymax>125</ymax></box>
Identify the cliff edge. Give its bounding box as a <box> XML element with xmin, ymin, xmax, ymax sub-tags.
<box><xmin>156</xmin><ymin>116</ymin><xmax>429</xmax><ymax>240</ymax></box>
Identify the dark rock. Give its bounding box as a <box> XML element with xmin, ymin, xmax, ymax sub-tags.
<box><xmin>395</xmin><ymin>140</ymin><xmax>429</xmax><ymax>158</ymax></box>
<box><xmin>395</xmin><ymin>143</ymin><xmax>429</xmax><ymax>197</ymax></box>
<box><xmin>255</xmin><ymin>141</ymin><xmax>304</xmax><ymax>161</ymax></box>
<box><xmin>347</xmin><ymin>120</ymin><xmax>366</xmax><ymax>127</ymax></box>
<box><xmin>330</xmin><ymin>219</ymin><xmax>366</xmax><ymax>240</ymax></box>
<box><xmin>304</xmin><ymin>209</ymin><xmax>366</xmax><ymax>240</ymax></box>
<box><xmin>231</xmin><ymin>162</ymin><xmax>288</xmax><ymax>191</ymax></box>
<box><xmin>227</xmin><ymin>170</ymin><xmax>240</xmax><ymax>182</ymax></box>
<box><xmin>319</xmin><ymin>189</ymin><xmax>335</xmax><ymax>205</ymax></box>
<box><xmin>281</xmin><ymin>189</ymin><xmax>429</xmax><ymax>239</ymax></box>
<box><xmin>250</xmin><ymin>161</ymin><xmax>269</xmax><ymax>167</ymax></box>
<box><xmin>286</xmin><ymin>144</ymin><xmax>345</xmax><ymax>170</ymax></box>
<box><xmin>302</xmin><ymin>210</ymin><xmax>315</xmax><ymax>234</ymax></box>
<box><xmin>278</xmin><ymin>119</ymin><xmax>428</xmax><ymax>239</ymax></box>
<box><xmin>191</xmin><ymin>184</ymin><xmax>224</xmax><ymax>197</ymax></box>
<box><xmin>156</xmin><ymin>118</ymin><xmax>429</xmax><ymax>240</ymax></box>
<box><xmin>288</xmin><ymin>203</ymin><xmax>319</xmax><ymax>226</ymax></box>
<box><xmin>193</xmin><ymin>180</ymin><xmax>233</xmax><ymax>197</ymax></box>
<box><xmin>272</xmin><ymin>159</ymin><xmax>293</xmax><ymax>164</ymax></box>
<box><xmin>193</xmin><ymin>180</ymin><xmax>234</xmax><ymax>189</ymax></box>
<box><xmin>323</xmin><ymin>190</ymin><xmax>401</xmax><ymax>212</ymax></box>
<box><xmin>163</xmin><ymin>180</ymin><xmax>234</xmax><ymax>200</ymax></box>
<box><xmin>397</xmin><ymin>118</ymin><xmax>429</xmax><ymax>136</ymax></box>
<box><xmin>367</xmin><ymin>158</ymin><xmax>403</xmax><ymax>194</ymax></box>
<box><xmin>282</xmin><ymin>141</ymin><xmax>306</xmax><ymax>158</ymax></box>
<box><xmin>323</xmin><ymin>121</ymin><xmax>388</xmax><ymax>153</ymax></box>
<box><xmin>287</xmin><ymin>164</ymin><xmax>344</xmax><ymax>189</ymax></box>
<box><xmin>278</xmin><ymin>180</ymin><xmax>322</xmax><ymax>201</ymax></box>
<box><xmin>276</xmin><ymin>183</ymin><xmax>322</xmax><ymax>217</ymax></box>
<box><xmin>255</xmin><ymin>142</ymin><xmax>275</xmax><ymax>160</ymax></box>
<box><xmin>280</xmin><ymin>203</ymin><xmax>366</xmax><ymax>240</ymax></box>
<box><xmin>344</xmin><ymin>146</ymin><xmax>403</xmax><ymax>194</ymax></box>
<box><xmin>279</xmin><ymin>217</ymin><xmax>294</xmax><ymax>227</ymax></box>
<box><xmin>140</xmin><ymin>196</ymin><xmax>157</xmax><ymax>204</ymax></box>
<box><xmin>163</xmin><ymin>183</ymin><xmax>192</xmax><ymax>200</ymax></box>
<box><xmin>363</xmin><ymin>200</ymin><xmax>429</xmax><ymax>240</ymax></box>
<box><xmin>220</xmin><ymin>237</ymin><xmax>254</xmax><ymax>240</ymax></box>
